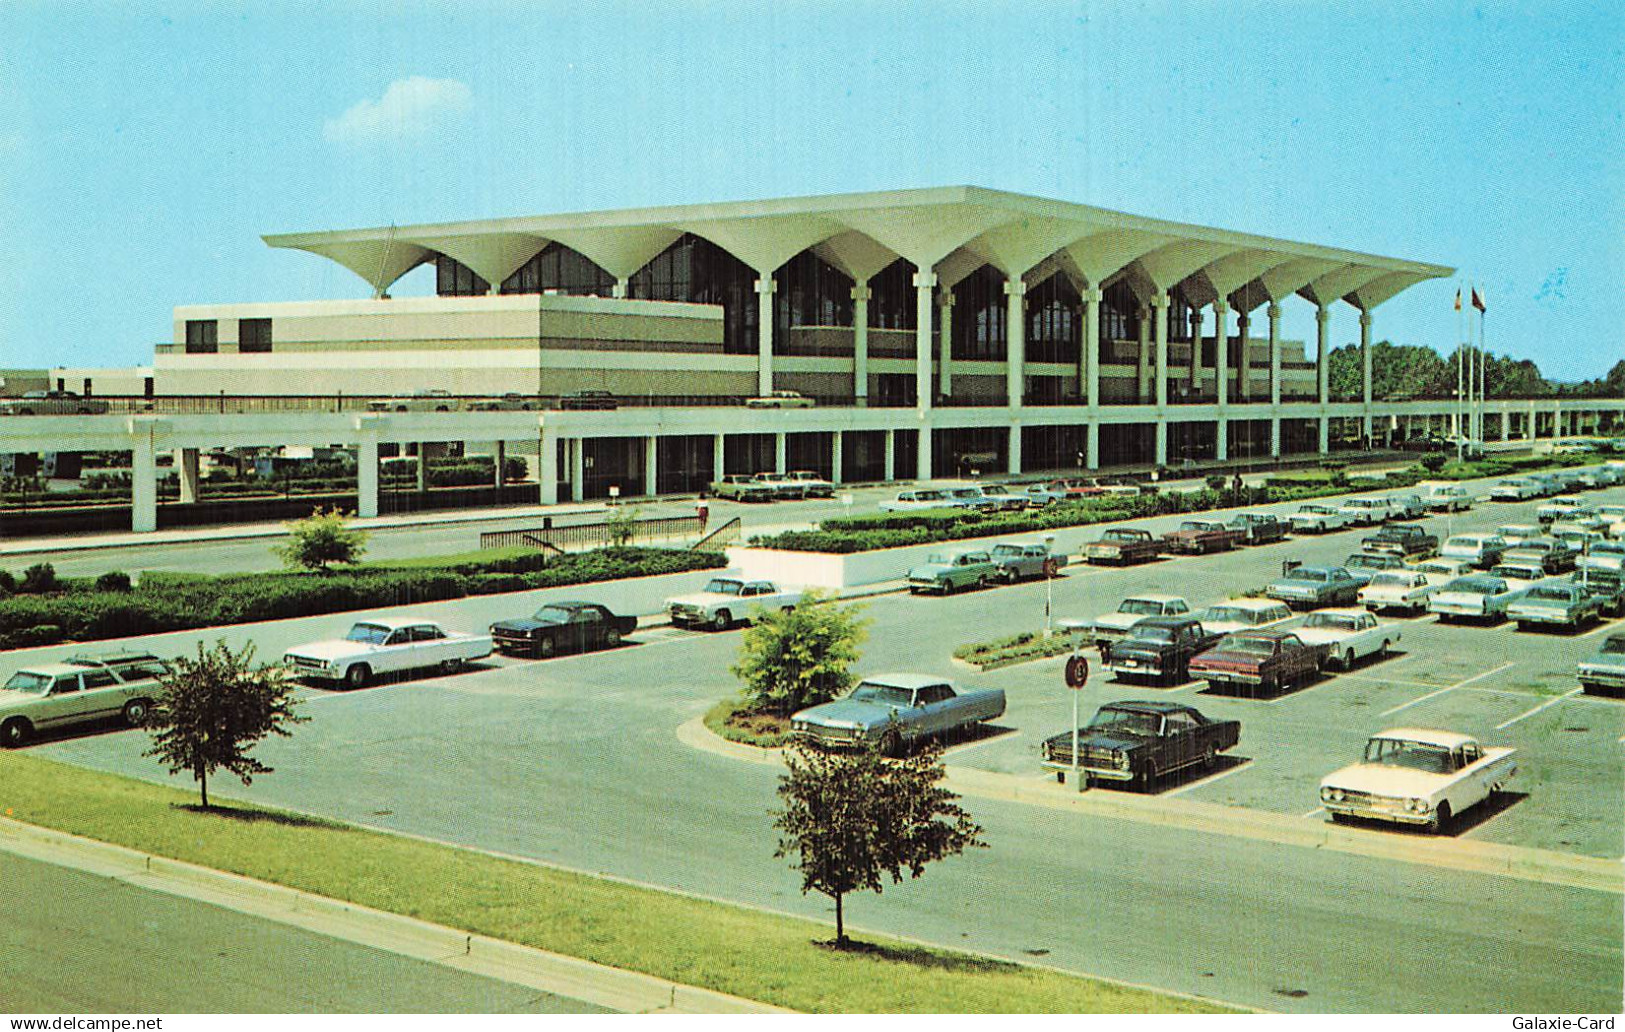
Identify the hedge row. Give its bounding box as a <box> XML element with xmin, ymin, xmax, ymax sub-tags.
<box><xmin>0</xmin><ymin>546</ymin><xmax>724</xmax><ymax>652</ymax></box>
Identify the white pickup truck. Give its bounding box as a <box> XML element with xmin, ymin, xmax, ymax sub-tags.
<box><xmin>1287</xmin><ymin>608</ymin><xmax>1401</xmax><ymax>670</ymax></box>
<box><xmin>283</xmin><ymin>617</ymin><xmax>493</xmax><ymax>688</ymax></box>
<box><xmin>666</xmin><ymin>575</ymin><xmax>804</xmax><ymax>631</ymax></box>
<box><xmin>1319</xmin><ymin>728</ymin><xmax>1516</xmax><ymax>832</ymax></box>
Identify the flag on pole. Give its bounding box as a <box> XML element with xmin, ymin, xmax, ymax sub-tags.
<box><xmin>1471</xmin><ymin>286</ymin><xmax>1486</xmax><ymax>313</ymax></box>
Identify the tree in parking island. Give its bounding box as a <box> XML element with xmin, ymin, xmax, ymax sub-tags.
<box><xmin>731</xmin><ymin>590</ymin><xmax>869</xmax><ymax>717</ymax></box>
<box><xmin>773</xmin><ymin>737</ymin><xmax>985</xmax><ymax>947</ymax></box>
<box><xmin>274</xmin><ymin>506</ymin><xmax>369</xmax><ymax>572</ymax></box>
<box><xmin>144</xmin><ymin>640</ymin><xmax>307</xmax><ymax>809</ymax></box>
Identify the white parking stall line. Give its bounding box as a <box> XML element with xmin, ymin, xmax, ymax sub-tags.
<box><xmin>1300</xmin><ymin>806</ymin><xmax>1326</xmax><ymax>820</ymax></box>
<box><xmin>1162</xmin><ymin>759</ymin><xmax>1252</xmax><ymax>797</ymax></box>
<box><xmin>1495</xmin><ymin>688</ymin><xmax>1583</xmax><ymax>731</ymax></box>
<box><xmin>1329</xmin><ymin>673</ymin><xmax>1440</xmax><ymax>692</ymax></box>
<box><xmin>1378</xmin><ymin>661</ymin><xmax>1516</xmax><ymax>718</ymax></box>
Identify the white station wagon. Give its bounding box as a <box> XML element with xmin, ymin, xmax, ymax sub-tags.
<box><xmin>0</xmin><ymin>651</ymin><xmax>170</xmax><ymax>747</ymax></box>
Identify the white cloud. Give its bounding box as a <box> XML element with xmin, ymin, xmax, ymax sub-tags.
<box><xmin>324</xmin><ymin>76</ymin><xmax>473</xmax><ymax>143</ymax></box>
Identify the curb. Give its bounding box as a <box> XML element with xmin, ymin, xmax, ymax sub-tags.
<box><xmin>0</xmin><ymin>817</ymin><xmax>787</xmax><ymax>1015</ymax></box>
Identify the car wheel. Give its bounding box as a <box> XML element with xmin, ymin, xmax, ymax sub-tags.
<box><xmin>603</xmin><ymin>627</ymin><xmax>621</xmax><ymax>648</ymax></box>
<box><xmin>976</xmin><ymin>575</ymin><xmax>989</xmax><ymax>591</ymax></box>
<box><xmin>879</xmin><ymin>729</ymin><xmax>904</xmax><ymax>758</ymax></box>
<box><xmin>122</xmin><ymin>698</ymin><xmax>153</xmax><ymax>727</ymax></box>
<box><xmin>1378</xmin><ymin>639</ymin><xmax>1391</xmax><ymax>659</ymax></box>
<box><xmin>712</xmin><ymin>609</ymin><xmax>732</xmax><ymax>632</ymax></box>
<box><xmin>1203</xmin><ymin>742</ymin><xmax>1219</xmax><ymax>770</ymax></box>
<box><xmin>344</xmin><ymin>664</ymin><xmax>371</xmax><ymax>690</ymax></box>
<box><xmin>439</xmin><ymin>657</ymin><xmax>463</xmax><ymax>676</ymax></box>
<box><xmin>1340</xmin><ymin>649</ymin><xmax>1356</xmax><ymax>671</ymax></box>
<box><xmin>1432</xmin><ymin>802</ymin><xmax>1452</xmax><ymax>835</ymax></box>
<box><xmin>536</xmin><ymin>636</ymin><xmax>556</xmax><ymax>658</ymax></box>
<box><xmin>1</xmin><ymin>718</ymin><xmax>32</xmax><ymax>748</ymax></box>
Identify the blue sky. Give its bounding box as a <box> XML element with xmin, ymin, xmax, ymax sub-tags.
<box><xmin>1</xmin><ymin>1</ymin><xmax>1618</xmax><ymax>379</ymax></box>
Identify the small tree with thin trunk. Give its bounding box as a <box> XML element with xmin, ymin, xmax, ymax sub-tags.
<box><xmin>144</xmin><ymin>640</ymin><xmax>306</xmax><ymax>809</ymax></box>
<box><xmin>732</xmin><ymin>592</ymin><xmax>868</xmax><ymax>717</ymax></box>
<box><xmin>274</xmin><ymin>506</ymin><xmax>368</xmax><ymax>572</ymax></box>
<box><xmin>773</xmin><ymin>736</ymin><xmax>984</xmax><ymax>946</ymax></box>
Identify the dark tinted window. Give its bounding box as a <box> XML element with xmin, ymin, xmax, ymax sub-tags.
<box><xmin>239</xmin><ymin>318</ymin><xmax>272</xmax><ymax>353</ymax></box>
<box><xmin>185</xmin><ymin>320</ymin><xmax>217</xmax><ymax>353</ymax></box>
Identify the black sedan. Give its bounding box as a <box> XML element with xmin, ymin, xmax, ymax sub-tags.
<box><xmin>490</xmin><ymin>601</ymin><xmax>638</xmax><ymax>658</ymax></box>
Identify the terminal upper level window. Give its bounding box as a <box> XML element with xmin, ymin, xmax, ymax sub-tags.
<box><xmin>436</xmin><ymin>255</ymin><xmax>489</xmax><ymax>296</ymax></box>
<box><xmin>185</xmin><ymin>320</ymin><xmax>218</xmax><ymax>353</ymax></box>
<box><xmin>239</xmin><ymin>318</ymin><xmax>272</xmax><ymax>353</ymax></box>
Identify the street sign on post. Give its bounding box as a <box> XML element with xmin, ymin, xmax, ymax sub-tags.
<box><xmin>1058</xmin><ymin>618</ymin><xmax>1092</xmax><ymax>792</ymax></box>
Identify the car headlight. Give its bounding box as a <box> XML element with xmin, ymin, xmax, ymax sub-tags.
<box><xmin>1320</xmin><ymin>786</ymin><xmax>1333</xmax><ymax>801</ymax></box>
<box><xmin>1115</xmin><ymin>753</ymin><xmax>1130</xmax><ymax>770</ymax></box>
<box><xmin>1407</xmin><ymin>797</ymin><xmax>1430</xmax><ymax>813</ymax></box>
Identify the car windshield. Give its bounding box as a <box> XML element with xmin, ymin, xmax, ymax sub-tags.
<box><xmin>1103</xmin><ymin>530</ymin><xmax>1137</xmax><ymax>541</ymax></box>
<box><xmin>1119</xmin><ymin>599</ymin><xmax>1166</xmax><ymax>615</ymax></box>
<box><xmin>950</xmin><ymin>489</ymin><xmax>979</xmax><ymax>499</ymax></box>
<box><xmin>1290</xmin><ymin>569</ymin><xmax>1328</xmax><ymax>582</ymax></box>
<box><xmin>1446</xmin><ymin>537</ymin><xmax>1483</xmax><ymax>549</ymax></box>
<box><xmin>1370</xmin><ymin>573</ymin><xmax>1414</xmax><ymax>588</ymax></box>
<box><xmin>1087</xmin><ymin>707</ymin><xmax>1160</xmax><ymax>736</ymax></box>
<box><xmin>1447</xmin><ymin>578</ymin><xmax>1500</xmax><ymax>595</ymax></box>
<box><xmin>532</xmin><ymin>606</ymin><xmax>577</xmax><ymax>623</ymax></box>
<box><xmin>703</xmin><ymin>579</ymin><xmax>744</xmax><ymax>595</ymax></box>
<box><xmin>1298</xmin><ymin>505</ymin><xmax>1333</xmax><ymax>515</ymax></box>
<box><xmin>1601</xmin><ymin>637</ymin><xmax>1625</xmax><ymax>655</ymax></box>
<box><xmin>1</xmin><ymin>672</ymin><xmax>52</xmax><ymax>695</ymax></box>
<box><xmin>925</xmin><ymin>553</ymin><xmax>955</xmax><ymax>565</ymax></box>
<box><xmin>1128</xmin><ymin>626</ymin><xmax>1175</xmax><ymax>643</ymax></box>
<box><xmin>1364</xmin><ymin>738</ymin><xmax>1455</xmax><ymax>774</ymax></box>
<box><xmin>1218</xmin><ymin>636</ymin><xmax>1276</xmax><ymax>656</ymax></box>
<box><xmin>992</xmin><ymin>545</ymin><xmax>1023</xmax><ymax>557</ymax></box>
<box><xmin>345</xmin><ymin>623</ymin><xmax>391</xmax><ymax>644</ymax></box>
<box><xmin>848</xmin><ymin>683</ymin><xmax>914</xmax><ymax>706</ymax></box>
<box><xmin>1178</xmin><ymin>522</ymin><xmax>1207</xmax><ymax>532</ymax></box>
<box><xmin>1525</xmin><ymin>587</ymin><xmax>1572</xmax><ymax>602</ymax></box>
<box><xmin>1347</xmin><ymin>556</ymin><xmax>1385</xmax><ymax>569</ymax></box>
<box><xmin>1305</xmin><ymin>614</ymin><xmax>1359</xmax><ymax>631</ymax></box>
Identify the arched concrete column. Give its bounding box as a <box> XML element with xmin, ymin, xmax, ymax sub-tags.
<box><xmin>1189</xmin><ymin>307</ymin><xmax>1204</xmax><ymax>393</ymax></box>
<box><xmin>1315</xmin><ymin>304</ymin><xmax>1331</xmax><ymax>407</ymax></box>
<box><xmin>1235</xmin><ymin>308</ymin><xmax>1250</xmax><ymax>403</ymax></box>
<box><xmin>1085</xmin><ymin>421</ymin><xmax>1099</xmax><ymax>470</ymax></box>
<box><xmin>851</xmin><ymin>283</ymin><xmax>871</xmax><ymax>405</ymax></box>
<box><xmin>1005</xmin><ymin>278</ymin><xmax>1026</xmax><ymax>408</ymax></box>
<box><xmin>1360</xmin><ymin>309</ymin><xmax>1374</xmax><ymax>440</ymax></box>
<box><xmin>1082</xmin><ymin>287</ymin><xmax>1102</xmax><ymax>407</ymax></box>
<box><xmin>913</xmin><ymin>272</ymin><xmax>936</xmax><ymax>413</ymax></box>
<box><xmin>1137</xmin><ymin>304</ymin><xmax>1152</xmax><ymax>403</ymax></box>
<box><xmin>1152</xmin><ymin>293</ymin><xmax>1170</xmax><ymax>408</ymax></box>
<box><xmin>938</xmin><ymin>293</ymin><xmax>954</xmax><ymax>399</ymax></box>
<box><xmin>1214</xmin><ymin>299</ymin><xmax>1230</xmax><ymax>410</ymax></box>
<box><xmin>755</xmin><ymin>278</ymin><xmax>776</xmax><ymax>396</ymax></box>
<box><xmin>774</xmin><ymin>432</ymin><xmax>787</xmax><ymax>474</ymax></box>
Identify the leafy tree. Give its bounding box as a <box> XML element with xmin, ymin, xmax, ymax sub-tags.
<box><xmin>1420</xmin><ymin>452</ymin><xmax>1448</xmax><ymax>473</ymax></box>
<box><xmin>731</xmin><ymin>592</ymin><xmax>868</xmax><ymax>716</ymax></box>
<box><xmin>274</xmin><ymin>506</ymin><xmax>368</xmax><ymax>572</ymax></box>
<box><xmin>605</xmin><ymin>505</ymin><xmax>641</xmax><ymax>546</ymax></box>
<box><xmin>145</xmin><ymin>640</ymin><xmax>306</xmax><ymax>809</ymax></box>
<box><xmin>773</xmin><ymin>737</ymin><xmax>985</xmax><ymax>946</ymax></box>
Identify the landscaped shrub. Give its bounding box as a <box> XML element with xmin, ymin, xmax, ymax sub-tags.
<box><xmin>18</xmin><ymin>563</ymin><xmax>58</xmax><ymax>594</ymax></box>
<box><xmin>93</xmin><ymin>571</ymin><xmax>132</xmax><ymax>593</ymax></box>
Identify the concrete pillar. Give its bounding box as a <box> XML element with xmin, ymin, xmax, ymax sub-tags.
<box><xmin>1235</xmin><ymin>309</ymin><xmax>1250</xmax><ymax>403</ymax></box>
<box><xmin>883</xmin><ymin>429</ymin><xmax>896</xmax><ymax>481</ymax></box>
<box><xmin>1267</xmin><ymin>302</ymin><xmax>1282</xmax><ymax>407</ymax></box>
<box><xmin>755</xmin><ymin>277</ymin><xmax>776</xmax><ymax>396</ymax></box>
<box><xmin>1007</xmin><ymin>424</ymin><xmax>1022</xmax><ymax>476</ymax></box>
<box><xmin>1155</xmin><ymin>421</ymin><xmax>1168</xmax><ymax>466</ymax></box>
<box><xmin>713</xmin><ymin>433</ymin><xmax>727</xmax><ymax>479</ymax></box>
<box><xmin>538</xmin><ymin>427</ymin><xmax>558</xmax><ymax>505</ymax></box>
<box><xmin>1214</xmin><ymin>300</ymin><xmax>1230</xmax><ymax>408</ymax></box>
<box><xmin>916</xmin><ymin>424</ymin><xmax>933</xmax><ymax>481</ymax></box>
<box><xmin>569</xmin><ymin>439</ymin><xmax>584</xmax><ymax>502</ymax></box>
<box><xmin>644</xmin><ymin>435</ymin><xmax>658</xmax><ymax>496</ymax></box>
<box><xmin>938</xmin><ymin>293</ymin><xmax>954</xmax><ymax>399</ymax></box>
<box><xmin>613</xmin><ymin>278</ymin><xmax>629</xmax><ymax>299</ymax></box>
<box><xmin>1152</xmin><ymin>293</ymin><xmax>1170</xmax><ymax>408</ymax></box>
<box><xmin>1083</xmin><ymin>287</ymin><xmax>1102</xmax><ymax>407</ymax></box>
<box><xmin>415</xmin><ymin>444</ymin><xmax>428</xmax><ymax>492</ymax></box>
<box><xmin>1136</xmin><ymin>305</ymin><xmax>1152</xmax><ymax>403</ymax></box>
<box><xmin>774</xmin><ymin>432</ymin><xmax>787</xmax><ymax>474</ymax></box>
<box><xmin>1270</xmin><ymin>417</ymin><xmax>1281</xmax><ymax>458</ymax></box>
<box><xmin>1359</xmin><ymin>309</ymin><xmax>1374</xmax><ymax>441</ymax></box>
<box><xmin>913</xmin><ymin>272</ymin><xmax>936</xmax><ymax>413</ymax></box>
<box><xmin>130</xmin><ymin>426</ymin><xmax>158</xmax><ymax>533</ymax></box>
<box><xmin>1189</xmin><ymin>307</ymin><xmax>1204</xmax><ymax>393</ymax></box>
<box><xmin>831</xmin><ymin>431</ymin><xmax>844</xmax><ymax>484</ymax></box>
<box><xmin>1005</xmin><ymin>278</ymin><xmax>1026</xmax><ymax>408</ymax></box>
<box><xmin>1085</xmin><ymin>421</ymin><xmax>1099</xmax><ymax>470</ymax></box>
<box><xmin>1318</xmin><ymin>415</ymin><xmax>1330</xmax><ymax>455</ymax></box>
<box><xmin>176</xmin><ymin>447</ymin><xmax>200</xmax><ymax>504</ymax></box>
<box><xmin>1216</xmin><ymin>418</ymin><xmax>1228</xmax><ymax>462</ymax></box>
<box><xmin>851</xmin><ymin>284</ymin><xmax>870</xmax><ymax>405</ymax></box>
<box><xmin>356</xmin><ymin>433</ymin><xmax>380</xmax><ymax>519</ymax></box>
<box><xmin>493</xmin><ymin>440</ymin><xmax>506</xmax><ymax>490</ymax></box>
<box><xmin>1315</xmin><ymin>304</ymin><xmax>1331</xmax><ymax>407</ymax></box>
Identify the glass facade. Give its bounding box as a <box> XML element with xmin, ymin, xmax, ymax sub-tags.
<box><xmin>866</xmin><ymin>259</ymin><xmax>918</xmax><ymax>331</ymax></box>
<box><xmin>630</xmin><ymin>233</ymin><xmax>761</xmax><ymax>355</ymax></box>
<box><xmin>951</xmin><ymin>265</ymin><xmax>1007</xmax><ymax>361</ymax></box>
<box><xmin>436</xmin><ymin>255</ymin><xmax>489</xmax><ymax>296</ymax></box>
<box><xmin>500</xmin><ymin>242</ymin><xmax>616</xmax><ymax>297</ymax></box>
<box><xmin>773</xmin><ymin>251</ymin><xmax>854</xmax><ymax>342</ymax></box>
<box><xmin>1025</xmin><ymin>272</ymin><xmax>1080</xmax><ymax>364</ymax></box>
<box><xmin>1100</xmin><ymin>282</ymin><xmax>1141</xmax><ymax>342</ymax></box>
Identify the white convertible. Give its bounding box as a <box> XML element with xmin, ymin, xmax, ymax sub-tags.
<box><xmin>1320</xmin><ymin>729</ymin><xmax>1516</xmax><ymax>832</ymax></box>
<box><xmin>284</xmin><ymin>617</ymin><xmax>493</xmax><ymax>688</ymax></box>
<box><xmin>1287</xmin><ymin>608</ymin><xmax>1400</xmax><ymax>669</ymax></box>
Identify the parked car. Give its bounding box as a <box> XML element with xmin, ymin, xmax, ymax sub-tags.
<box><xmin>1571</xmin><ymin>569</ymin><xmax>1625</xmax><ymax>618</ymax></box>
<box><xmin>940</xmin><ymin>485</ymin><xmax>1001</xmax><ymax>513</ymax></box>
<box><xmin>906</xmin><ymin>548</ymin><xmax>998</xmax><ymax>594</ymax></box>
<box><xmin>973</xmin><ymin>483</ymin><xmax>1031</xmax><ymax>510</ymax></box>
<box><xmin>1290</xmin><ymin>504</ymin><xmax>1353</xmax><ymax>533</ymax></box>
<box><xmin>751</xmin><ymin>472</ymin><xmax>806</xmax><ymax>500</ymax></box>
<box><xmin>0</xmin><ymin>390</ymin><xmax>111</xmax><ymax>416</ymax></box>
<box><xmin>790</xmin><ymin>674</ymin><xmax>1005</xmax><ymax>755</ymax></box>
<box><xmin>1551</xmin><ymin>524</ymin><xmax>1607</xmax><ymax>556</ymax></box>
<box><xmin>1421</xmin><ymin>484</ymin><xmax>1474</xmax><ymax>512</ymax></box>
<box><xmin>1576</xmin><ymin>633</ymin><xmax>1625</xmax><ymax>694</ymax></box>
<box><xmin>1020</xmin><ymin>483</ymin><xmax>1070</xmax><ymax>507</ymax></box>
<box><xmin>1049</xmin><ymin>477</ymin><xmax>1107</xmax><ymax>499</ymax></box>
<box><xmin>556</xmin><ymin>389</ymin><xmax>618</xmax><ymax>411</ymax></box>
<box><xmin>1090</xmin><ymin>595</ymin><xmax>1192</xmax><ymax>651</ymax></box>
<box><xmin>1387</xmin><ymin>494</ymin><xmax>1426</xmax><ymax>520</ymax></box>
<box><xmin>1440</xmin><ymin>533</ymin><xmax>1506</xmax><ymax>569</ymax></box>
<box><xmin>1415</xmin><ymin>557</ymin><xmax>1471</xmax><ymax>580</ymax></box>
<box><xmin>370</xmin><ymin>389</ymin><xmax>462</xmax><ymax>412</ymax></box>
<box><xmin>710</xmin><ymin>474</ymin><xmax>774</xmax><ymax>502</ymax></box>
<box><xmin>1489</xmin><ymin>478</ymin><xmax>1540</xmax><ymax>501</ymax></box>
<box><xmin>879</xmin><ymin>488</ymin><xmax>954</xmax><ymax>512</ymax></box>
<box><xmin>1429</xmin><ymin>575</ymin><xmax>1526</xmax><ymax>623</ymax></box>
<box><xmin>1189</xmin><ymin>630</ymin><xmax>1327</xmax><ymax>695</ymax></box>
<box><xmin>1338</xmin><ymin>497</ymin><xmax>1395</xmax><ymax>527</ymax></box>
<box><xmin>489</xmin><ymin>601</ymin><xmax>638</xmax><ymax>658</ymax></box>
<box><xmin>1537</xmin><ymin>497</ymin><xmax>1595</xmax><ymax>525</ymax></box>
<box><xmin>283</xmin><ymin>618</ymin><xmax>493</xmax><ymax>688</ymax></box>
<box><xmin>1289</xmin><ymin>608</ymin><xmax>1401</xmax><ymax>670</ymax></box>
<box><xmin>1344</xmin><ymin>552</ymin><xmax>1408</xmax><ymax>586</ymax></box>
<box><xmin>1579</xmin><ymin>541</ymin><xmax>1625</xmax><ymax>573</ymax></box>
<box><xmin>1266</xmin><ymin>564</ymin><xmax>1362</xmax><ymax>609</ymax></box>
<box><xmin>1082</xmin><ymin>528</ymin><xmax>1162</xmax><ymax>565</ymax></box>
<box><xmin>1223</xmin><ymin>512</ymin><xmax>1290</xmax><ymax>546</ymax></box>
<box><xmin>1496</xmin><ymin>523</ymin><xmax>1544</xmax><ymax>546</ymax></box>
<box><xmin>1319</xmin><ymin>729</ymin><xmax>1517</xmax><ymax>832</ymax></box>
<box><xmin>1502</xmin><ymin>537</ymin><xmax>1576</xmax><ymax>574</ymax></box>
<box><xmin>1359</xmin><ymin>570</ymin><xmax>1438</xmax><ymax>615</ymax></box>
<box><xmin>785</xmin><ymin>470</ymin><xmax>835</xmax><ymax>498</ymax></box>
<box><xmin>666</xmin><ymin>576</ymin><xmax>803</xmax><ymax>631</ymax></box>
<box><xmin>1193</xmin><ymin>598</ymin><xmax>1293</xmax><ymax>637</ymax></box>
<box><xmin>0</xmin><ymin>651</ymin><xmax>169</xmax><ymax>747</ymax></box>
<box><xmin>1485</xmin><ymin>560</ymin><xmax>1549</xmax><ymax>592</ymax></box>
<box><xmin>467</xmin><ymin>392</ymin><xmax>541</xmax><ymax>411</ymax></box>
<box><xmin>744</xmin><ymin>390</ymin><xmax>814</xmax><ymax>409</ymax></box>
<box><xmin>1362</xmin><ymin>523</ymin><xmax>1438</xmax><ymax>560</ymax></box>
<box><xmin>1039</xmin><ymin>701</ymin><xmax>1240</xmax><ymax>790</ymax></box>
<box><xmin>1160</xmin><ymin>519</ymin><xmax>1243</xmax><ymax>555</ymax></box>
<box><xmin>1506</xmin><ymin>582</ymin><xmax>1604</xmax><ymax>631</ymax></box>
<box><xmin>1105</xmin><ymin>616</ymin><xmax>1221</xmax><ymax>685</ymax></box>
<box><xmin>989</xmin><ymin>541</ymin><xmax>1060</xmax><ymax>583</ymax></box>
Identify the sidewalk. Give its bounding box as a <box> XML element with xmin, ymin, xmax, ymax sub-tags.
<box><xmin>0</xmin><ymin>817</ymin><xmax>787</xmax><ymax>1015</ymax></box>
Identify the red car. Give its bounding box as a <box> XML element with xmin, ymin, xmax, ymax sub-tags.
<box><xmin>1188</xmin><ymin>631</ymin><xmax>1330</xmax><ymax>696</ymax></box>
<box><xmin>1160</xmin><ymin>519</ymin><xmax>1244</xmax><ymax>555</ymax></box>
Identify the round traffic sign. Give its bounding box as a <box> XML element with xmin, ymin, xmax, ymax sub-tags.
<box><xmin>1065</xmin><ymin>654</ymin><xmax>1089</xmax><ymax>689</ymax></box>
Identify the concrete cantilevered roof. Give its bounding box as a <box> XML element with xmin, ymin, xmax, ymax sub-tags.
<box><xmin>264</xmin><ymin>185</ymin><xmax>1453</xmax><ymax>312</ymax></box>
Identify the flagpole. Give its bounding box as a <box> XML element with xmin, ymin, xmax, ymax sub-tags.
<box><xmin>1478</xmin><ymin>292</ymin><xmax>1487</xmax><ymax>445</ymax></box>
<box><xmin>1455</xmin><ymin>284</ymin><xmax>1464</xmax><ymax>461</ymax></box>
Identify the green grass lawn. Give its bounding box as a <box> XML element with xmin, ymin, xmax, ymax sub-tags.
<box><xmin>952</xmin><ymin>630</ymin><xmax>1075</xmax><ymax>670</ymax></box>
<box><xmin>0</xmin><ymin>750</ymin><xmax>1229</xmax><ymax>1013</ymax></box>
<box><xmin>704</xmin><ymin>698</ymin><xmax>792</xmax><ymax>748</ymax></box>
